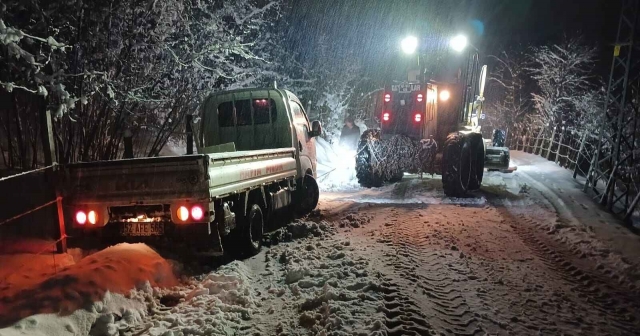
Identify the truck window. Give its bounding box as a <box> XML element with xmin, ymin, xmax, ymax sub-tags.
<box><xmin>218</xmin><ymin>101</ymin><xmax>235</xmax><ymax>127</ymax></box>
<box><xmin>218</xmin><ymin>99</ymin><xmax>277</xmax><ymax>127</ymax></box>
<box><xmin>236</xmin><ymin>100</ymin><xmax>252</xmax><ymax>126</ymax></box>
<box><xmin>290</xmin><ymin>101</ymin><xmax>308</xmax><ymax>124</ymax></box>
<box><xmin>253</xmin><ymin>99</ymin><xmax>277</xmax><ymax>124</ymax></box>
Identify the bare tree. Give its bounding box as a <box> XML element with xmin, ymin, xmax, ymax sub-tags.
<box><xmin>527</xmin><ymin>38</ymin><xmax>597</xmax><ymax>130</ymax></box>
<box><xmin>487</xmin><ymin>49</ymin><xmax>531</xmax><ymax>139</ymax></box>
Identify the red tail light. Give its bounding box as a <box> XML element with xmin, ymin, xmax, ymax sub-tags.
<box><xmin>384</xmin><ymin>93</ymin><xmax>391</xmax><ymax>103</ymax></box>
<box><xmin>417</xmin><ymin>93</ymin><xmax>423</xmax><ymax>102</ymax></box>
<box><xmin>191</xmin><ymin>206</ymin><xmax>204</xmax><ymax>221</ymax></box>
<box><xmin>76</xmin><ymin>211</ymin><xmax>87</xmax><ymax>225</ymax></box>
<box><xmin>414</xmin><ymin>113</ymin><xmax>422</xmax><ymax>122</ymax></box>
<box><xmin>383</xmin><ymin>112</ymin><xmax>390</xmax><ymax>121</ymax></box>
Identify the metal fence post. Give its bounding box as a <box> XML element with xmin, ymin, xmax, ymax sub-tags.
<box><xmin>546</xmin><ymin>127</ymin><xmax>556</xmax><ymax>160</ymax></box>
<box><xmin>556</xmin><ymin>128</ymin><xmax>565</xmax><ymax>165</ymax></box>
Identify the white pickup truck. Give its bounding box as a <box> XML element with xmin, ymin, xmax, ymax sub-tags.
<box><xmin>61</xmin><ymin>88</ymin><xmax>321</xmax><ymax>256</ymax></box>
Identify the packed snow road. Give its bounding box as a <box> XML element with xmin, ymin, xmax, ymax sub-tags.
<box><xmin>314</xmin><ymin>151</ymin><xmax>640</xmax><ymax>335</ymax></box>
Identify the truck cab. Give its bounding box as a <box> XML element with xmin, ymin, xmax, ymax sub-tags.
<box><xmin>200</xmin><ymin>88</ymin><xmax>318</xmax><ymax>179</ymax></box>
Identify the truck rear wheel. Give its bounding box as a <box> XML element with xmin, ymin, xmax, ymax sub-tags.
<box><xmin>467</xmin><ymin>133</ymin><xmax>485</xmax><ymax>191</ymax></box>
<box><xmin>356</xmin><ymin>130</ymin><xmax>383</xmax><ymax>188</ymax></box>
<box><xmin>296</xmin><ymin>174</ymin><xmax>319</xmax><ymax>215</ymax></box>
<box><xmin>243</xmin><ymin>203</ymin><xmax>264</xmax><ymax>256</ymax></box>
<box><xmin>442</xmin><ymin>133</ymin><xmax>471</xmax><ymax>197</ymax></box>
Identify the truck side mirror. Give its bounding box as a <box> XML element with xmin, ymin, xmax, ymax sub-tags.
<box><xmin>309</xmin><ymin>120</ymin><xmax>322</xmax><ymax>138</ymax></box>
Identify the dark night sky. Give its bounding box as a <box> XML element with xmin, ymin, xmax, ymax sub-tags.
<box><xmin>284</xmin><ymin>0</ymin><xmax>621</xmax><ymax>81</ymax></box>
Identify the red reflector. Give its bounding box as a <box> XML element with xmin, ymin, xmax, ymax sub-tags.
<box><xmin>191</xmin><ymin>206</ymin><xmax>204</xmax><ymax>221</ymax></box>
<box><xmin>384</xmin><ymin>93</ymin><xmax>391</xmax><ymax>103</ymax></box>
<box><xmin>417</xmin><ymin>94</ymin><xmax>423</xmax><ymax>102</ymax></box>
<box><xmin>76</xmin><ymin>211</ymin><xmax>87</xmax><ymax>225</ymax></box>
<box><xmin>383</xmin><ymin>112</ymin><xmax>390</xmax><ymax>121</ymax></box>
<box><xmin>414</xmin><ymin>113</ymin><xmax>422</xmax><ymax>122</ymax></box>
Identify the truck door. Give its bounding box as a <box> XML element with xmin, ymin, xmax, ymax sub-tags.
<box><xmin>290</xmin><ymin>101</ymin><xmax>316</xmax><ymax>177</ymax></box>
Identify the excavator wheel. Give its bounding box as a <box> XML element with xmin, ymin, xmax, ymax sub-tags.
<box><xmin>356</xmin><ymin>129</ymin><xmax>384</xmax><ymax>188</ymax></box>
<box><xmin>442</xmin><ymin>133</ymin><xmax>472</xmax><ymax>197</ymax></box>
<box><xmin>467</xmin><ymin>133</ymin><xmax>485</xmax><ymax>191</ymax></box>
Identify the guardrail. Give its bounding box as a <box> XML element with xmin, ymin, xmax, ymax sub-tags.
<box><xmin>0</xmin><ymin>164</ymin><xmax>67</xmax><ymax>254</ymax></box>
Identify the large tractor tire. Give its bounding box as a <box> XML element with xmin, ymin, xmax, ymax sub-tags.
<box><xmin>356</xmin><ymin>130</ymin><xmax>384</xmax><ymax>188</ymax></box>
<box><xmin>442</xmin><ymin>133</ymin><xmax>472</xmax><ymax>197</ymax></box>
<box><xmin>467</xmin><ymin>133</ymin><xmax>485</xmax><ymax>191</ymax></box>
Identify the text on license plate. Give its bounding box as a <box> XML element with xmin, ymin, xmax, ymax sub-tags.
<box><xmin>121</xmin><ymin>222</ymin><xmax>164</xmax><ymax>236</ymax></box>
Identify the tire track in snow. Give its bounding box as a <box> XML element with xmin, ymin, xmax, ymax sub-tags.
<box><xmin>379</xmin><ymin>208</ymin><xmax>484</xmax><ymax>336</ymax></box>
<box><xmin>509</xmin><ymin>213</ymin><xmax>640</xmax><ymax>333</ymax></box>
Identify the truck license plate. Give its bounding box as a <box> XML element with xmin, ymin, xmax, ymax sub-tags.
<box><xmin>121</xmin><ymin>222</ymin><xmax>164</xmax><ymax>236</ymax></box>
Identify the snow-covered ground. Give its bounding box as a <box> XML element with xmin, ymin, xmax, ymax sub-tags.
<box><xmin>2</xmin><ymin>151</ymin><xmax>640</xmax><ymax>335</ymax></box>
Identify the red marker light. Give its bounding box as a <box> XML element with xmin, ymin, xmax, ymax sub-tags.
<box><xmin>191</xmin><ymin>206</ymin><xmax>204</xmax><ymax>221</ymax></box>
<box><xmin>414</xmin><ymin>113</ymin><xmax>422</xmax><ymax>122</ymax></box>
<box><xmin>383</xmin><ymin>112</ymin><xmax>390</xmax><ymax>121</ymax></box>
<box><xmin>384</xmin><ymin>93</ymin><xmax>391</xmax><ymax>103</ymax></box>
<box><xmin>417</xmin><ymin>93</ymin><xmax>423</xmax><ymax>102</ymax></box>
<box><xmin>76</xmin><ymin>211</ymin><xmax>87</xmax><ymax>225</ymax></box>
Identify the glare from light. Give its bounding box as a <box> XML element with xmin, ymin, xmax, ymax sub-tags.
<box><xmin>191</xmin><ymin>206</ymin><xmax>204</xmax><ymax>221</ymax></box>
<box><xmin>384</xmin><ymin>93</ymin><xmax>391</xmax><ymax>102</ymax></box>
<box><xmin>177</xmin><ymin>206</ymin><xmax>189</xmax><ymax>221</ymax></box>
<box><xmin>414</xmin><ymin>113</ymin><xmax>422</xmax><ymax>122</ymax></box>
<box><xmin>416</xmin><ymin>93</ymin><xmax>423</xmax><ymax>102</ymax></box>
<box><xmin>88</xmin><ymin>210</ymin><xmax>97</xmax><ymax>225</ymax></box>
<box><xmin>383</xmin><ymin>112</ymin><xmax>390</xmax><ymax>121</ymax></box>
<box><xmin>450</xmin><ymin>34</ymin><xmax>468</xmax><ymax>53</ymax></box>
<box><xmin>76</xmin><ymin>211</ymin><xmax>87</xmax><ymax>225</ymax></box>
<box><xmin>440</xmin><ymin>90</ymin><xmax>451</xmax><ymax>101</ymax></box>
<box><xmin>401</xmin><ymin>36</ymin><xmax>418</xmax><ymax>55</ymax></box>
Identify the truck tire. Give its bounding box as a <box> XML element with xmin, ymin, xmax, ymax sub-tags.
<box><xmin>296</xmin><ymin>174</ymin><xmax>319</xmax><ymax>215</ymax></box>
<box><xmin>243</xmin><ymin>203</ymin><xmax>264</xmax><ymax>256</ymax></box>
<box><xmin>442</xmin><ymin>133</ymin><xmax>471</xmax><ymax>197</ymax></box>
<box><xmin>467</xmin><ymin>133</ymin><xmax>485</xmax><ymax>191</ymax></box>
<box><xmin>356</xmin><ymin>130</ymin><xmax>383</xmax><ymax>188</ymax></box>
<box><xmin>389</xmin><ymin>170</ymin><xmax>403</xmax><ymax>183</ymax></box>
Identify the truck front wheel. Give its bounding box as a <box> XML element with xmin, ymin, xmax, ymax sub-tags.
<box><xmin>243</xmin><ymin>203</ymin><xmax>264</xmax><ymax>256</ymax></box>
<box><xmin>442</xmin><ymin>133</ymin><xmax>471</xmax><ymax>197</ymax></box>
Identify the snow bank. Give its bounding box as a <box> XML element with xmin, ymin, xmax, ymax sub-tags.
<box><xmin>0</xmin><ymin>243</ymin><xmax>178</xmax><ymax>335</ymax></box>
<box><xmin>315</xmin><ymin>137</ymin><xmax>361</xmax><ymax>192</ymax></box>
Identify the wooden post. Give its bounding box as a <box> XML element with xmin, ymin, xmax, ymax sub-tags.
<box><xmin>123</xmin><ymin>129</ymin><xmax>133</xmax><ymax>158</ymax></box>
<box><xmin>186</xmin><ymin>114</ymin><xmax>193</xmax><ymax>155</ymax></box>
<box><xmin>55</xmin><ymin>194</ymin><xmax>67</xmax><ymax>253</ymax></box>
<box><xmin>555</xmin><ymin>128</ymin><xmax>565</xmax><ymax>165</ymax></box>
<box><xmin>546</xmin><ymin>127</ymin><xmax>556</xmax><ymax>160</ymax></box>
<box><xmin>40</xmin><ymin>108</ymin><xmax>57</xmax><ymax>166</ymax></box>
